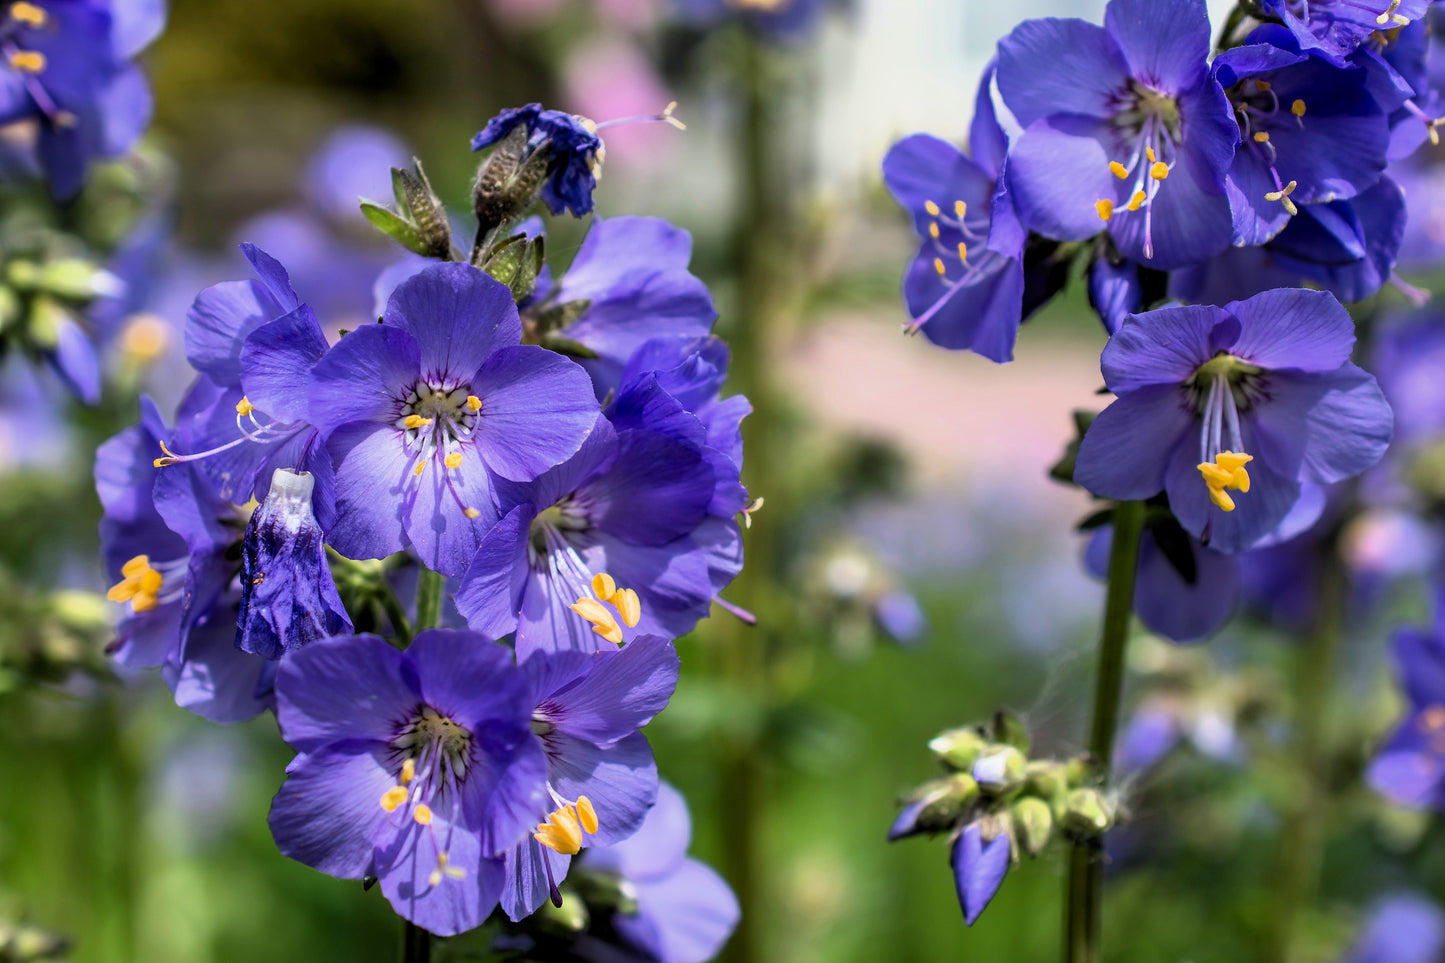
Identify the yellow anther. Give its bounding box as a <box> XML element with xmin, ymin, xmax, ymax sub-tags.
<box><xmin>591</xmin><ymin>572</ymin><xmax>617</xmax><ymax>601</ymax></box>
<box><xmin>413</xmin><ymin>804</ymin><xmax>433</xmax><ymax>826</ymax></box>
<box><xmin>533</xmin><ymin>805</ymin><xmax>585</xmax><ymax>855</ymax></box>
<box><xmin>121</xmin><ymin>555</ymin><xmax>151</xmax><ymax>578</ymax></box>
<box><xmin>1377</xmin><ymin>0</ymin><xmax>1402</xmax><ymax>24</ymax></box>
<box><xmin>1253</xmin><ymin>131</ymin><xmax>1270</xmax><ymax>143</ymax></box>
<box><xmin>1197</xmin><ymin>451</ymin><xmax>1254</xmax><ymax>512</ymax></box>
<box><xmin>1095</xmin><ymin>199</ymin><xmax>1114</xmax><ymax>222</ymax></box>
<box><xmin>928</xmin><ymin>222</ymin><xmax>940</xmax><ymax>240</ymax></box>
<box><xmin>1255</xmin><ymin>80</ymin><xmax>1271</xmax><ymax>91</ymax></box>
<box><xmin>957</xmin><ymin>242</ymin><xmax>968</xmax><ymax>263</ymax></box>
<box><xmin>1205</xmin><ymin>485</ymin><xmax>1237</xmax><ymax>512</ymax></box>
<box><xmin>570</xmin><ymin>597</ymin><xmax>624</xmax><ymax>645</ymax></box>
<box><xmin>953</xmin><ymin>200</ymin><xmax>967</xmax><ymax>219</ymax></box>
<box><xmin>463</xmin><ymin>507</ymin><xmax>481</xmax><ymax>519</ymax></box>
<box><xmin>1197</xmin><ymin>463</ymin><xmax>1236</xmax><ymax>488</ymax></box>
<box><xmin>1109</xmin><ymin>161</ymin><xmax>1129</xmax><ymax>179</ymax></box>
<box><xmin>1150</xmin><ymin>161</ymin><xmax>1169</xmax><ymax>181</ymax></box>
<box><xmin>109</xmin><ymin>555</ymin><xmax>164</xmax><ymax>611</ymax></box>
<box><xmin>235</xmin><ymin>396</ymin><xmax>256</xmax><ymax>417</ymax></box>
<box><xmin>1291</xmin><ymin>99</ymin><xmax>1306</xmax><ymax>117</ymax></box>
<box><xmin>1126</xmin><ymin>190</ymin><xmax>1147</xmax><ymax>212</ymax></box>
<box><xmin>1214</xmin><ymin>451</ymin><xmax>1253</xmax><ymax>474</ymax></box>
<box><xmin>400</xmin><ymin>758</ymin><xmax>416</xmax><ymax>784</ymax></box>
<box><xmin>7</xmin><ymin>49</ymin><xmax>44</xmax><ymax>73</ymax></box>
<box><xmin>413</xmin><ymin>462</ymin><xmax>425</xmax><ymax>477</ymax></box>
<box><xmin>576</xmin><ymin>796</ymin><xmax>599</xmax><ymax>835</ymax></box>
<box><xmin>616</xmin><ymin>588</ymin><xmax>641</xmax><ymax>628</ymax></box>
<box><xmin>932</xmin><ymin>257</ymin><xmax>946</xmax><ymax>277</ymax></box>
<box><xmin>380</xmin><ymin>786</ymin><xmax>408</xmax><ymax>812</ymax></box>
<box><xmin>741</xmin><ymin>496</ymin><xmax>764</xmax><ymax>529</ymax></box>
<box><xmin>924</xmin><ymin>200</ymin><xmax>941</xmax><ymax>217</ymax></box>
<box><xmin>153</xmin><ymin>440</ymin><xmax>181</xmax><ymax>468</ymax></box>
<box><xmin>10</xmin><ymin>3</ymin><xmax>47</xmax><ymax>27</ymax></box>
<box><xmin>466</xmin><ymin>395</ymin><xmax>482</xmax><ymax>413</ymax></box>
<box><xmin>403</xmin><ymin>414</ymin><xmax>433</xmax><ymax>430</ymax></box>
<box><xmin>444</xmin><ymin>452</ymin><xmax>463</xmax><ymax>470</ymax></box>
<box><xmin>1146</xmin><ymin>146</ymin><xmax>1156</xmax><ymax>163</ymax></box>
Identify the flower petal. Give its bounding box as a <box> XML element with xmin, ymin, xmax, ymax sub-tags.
<box><xmin>383</xmin><ymin>262</ymin><xmax>522</xmax><ymax>384</ymax></box>
<box><xmin>997</xmin><ymin>17</ymin><xmax>1129</xmax><ymax>127</ymax></box>
<box><xmin>1248</xmin><ymin>367</ymin><xmax>1392</xmax><ymax>484</ymax></box>
<box><xmin>1074</xmin><ymin>384</ymin><xmax>1194</xmax><ymax>500</ymax></box>
<box><xmin>1225</xmin><ymin>288</ymin><xmax>1358</xmax><ymax>372</ymax></box>
<box><xmin>470</xmin><ymin>346</ymin><xmax>600</xmax><ymax>482</ymax></box>
<box><xmin>274</xmin><ymin>634</ymin><xmax>417</xmax><ymax>754</ymax></box>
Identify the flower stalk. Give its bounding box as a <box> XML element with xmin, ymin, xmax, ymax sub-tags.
<box><xmin>1065</xmin><ymin>499</ymin><xmax>1145</xmax><ymax>963</ymax></box>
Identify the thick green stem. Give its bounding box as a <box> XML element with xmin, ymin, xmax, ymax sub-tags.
<box><xmin>1268</xmin><ymin>543</ymin><xmax>1346</xmax><ymax>962</ymax></box>
<box><xmin>415</xmin><ymin>567</ymin><xmax>445</xmax><ymax>634</ymax></box>
<box><xmin>377</xmin><ymin>582</ymin><xmax>414</xmax><ymax>647</ymax></box>
<box><xmin>1065</xmin><ymin>499</ymin><xmax>1145</xmax><ymax>963</ymax></box>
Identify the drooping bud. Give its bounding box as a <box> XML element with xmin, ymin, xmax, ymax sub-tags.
<box><xmin>237</xmin><ymin>469</ymin><xmax>353</xmax><ymax>659</ymax></box>
<box><xmin>1060</xmin><ymin>788</ymin><xmax>1114</xmax><ymax>839</ymax></box>
<box><xmin>972</xmin><ymin>746</ymin><xmax>1027</xmax><ymax>797</ymax></box>
<box><xmin>888</xmin><ymin>773</ymin><xmax>979</xmax><ymax>841</ymax></box>
<box><xmin>1010</xmin><ymin>797</ymin><xmax>1054</xmax><ymax>857</ymax></box>
<box><xmin>929</xmin><ymin>726</ymin><xmax>989</xmax><ymax>771</ymax></box>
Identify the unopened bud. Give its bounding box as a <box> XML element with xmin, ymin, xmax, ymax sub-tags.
<box><xmin>392</xmin><ymin>160</ymin><xmax>451</xmax><ymax>259</ymax></box>
<box><xmin>991</xmin><ymin>710</ymin><xmax>1032</xmax><ymax>754</ymax></box>
<box><xmin>1024</xmin><ymin>760</ymin><xmax>1068</xmax><ymax>801</ymax></box>
<box><xmin>888</xmin><ymin>773</ymin><xmax>978</xmax><ymax>841</ymax></box>
<box><xmin>1011</xmin><ymin>797</ymin><xmax>1054</xmax><ymax>857</ymax></box>
<box><xmin>972</xmin><ymin>746</ymin><xmax>1027</xmax><ymax>796</ymax></box>
<box><xmin>39</xmin><ymin>259</ymin><xmax>122</xmax><ymax>301</ymax></box>
<box><xmin>929</xmin><ymin>726</ymin><xmax>988</xmax><ymax>771</ymax></box>
<box><xmin>1060</xmin><ymin>788</ymin><xmax>1113</xmax><ymax>839</ymax></box>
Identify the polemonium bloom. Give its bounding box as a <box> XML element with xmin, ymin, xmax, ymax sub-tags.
<box><xmin>236</xmin><ymin>468</ymin><xmax>351</xmax><ymax>659</ymax></box>
<box><xmin>501</xmin><ymin>632</ymin><xmax>679</xmax><ymax>920</ymax></box>
<box><xmin>471</xmin><ymin>104</ymin><xmax>604</xmax><ymax>217</ymax></box>
<box><xmin>1257</xmin><ymin>0</ymin><xmax>1428</xmax><ymax>67</ymax></box>
<box><xmin>1074</xmin><ymin>289</ymin><xmax>1392</xmax><ymax>552</ymax></box>
<box><xmin>268</xmin><ymin>630</ymin><xmax>548</xmax><ymax>936</ymax></box>
<box><xmin>997</xmin><ymin>0</ymin><xmax>1237</xmax><ymax>268</ymax></box>
<box><xmin>1367</xmin><ymin>603</ymin><xmax>1445</xmax><ymax>811</ymax></box>
<box><xmin>576</xmin><ymin>781</ymin><xmax>739</xmax><ymax>963</ymax></box>
<box><xmin>308</xmin><ymin>262</ymin><xmax>598</xmax><ymax>576</ymax></box>
<box><xmin>1340</xmin><ymin>894</ymin><xmax>1445</xmax><ymax>963</ymax></box>
<box><xmin>1213</xmin><ymin>25</ymin><xmax>1399</xmax><ymax>245</ymax></box>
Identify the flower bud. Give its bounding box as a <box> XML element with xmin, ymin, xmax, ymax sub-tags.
<box><xmin>991</xmin><ymin>710</ymin><xmax>1032</xmax><ymax>754</ymax></box>
<box><xmin>1024</xmin><ymin>760</ymin><xmax>1068</xmax><ymax>801</ymax></box>
<box><xmin>888</xmin><ymin>774</ymin><xmax>978</xmax><ymax>841</ymax></box>
<box><xmin>1011</xmin><ymin>797</ymin><xmax>1054</xmax><ymax>857</ymax></box>
<box><xmin>1060</xmin><ymin>788</ymin><xmax>1113</xmax><ymax>839</ymax></box>
<box><xmin>929</xmin><ymin>726</ymin><xmax>988</xmax><ymax>771</ymax></box>
<box><xmin>972</xmin><ymin>746</ymin><xmax>1026</xmax><ymax>796</ymax></box>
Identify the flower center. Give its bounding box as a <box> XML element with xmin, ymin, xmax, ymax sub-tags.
<box><xmin>1187</xmin><ymin>353</ymin><xmax>1263</xmax><ymax>513</ymax></box>
<box><xmin>528</xmin><ymin>498</ymin><xmax>591</xmax><ymax>559</ymax></box>
<box><xmin>106</xmin><ymin>554</ymin><xmax>187</xmax><ymax>613</ymax></box>
<box><xmin>1095</xmin><ymin>84</ymin><xmax>1183</xmax><ymax>260</ymax></box>
<box><xmin>396</xmin><ymin>382</ymin><xmax>485</xmax><ymax>518</ymax></box>
<box><xmin>379</xmin><ymin>707</ymin><xmax>476</xmax><ymax>888</ymax></box>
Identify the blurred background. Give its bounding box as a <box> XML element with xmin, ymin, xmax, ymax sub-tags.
<box><xmin>3</xmin><ymin>0</ymin><xmax>1443</xmax><ymax>961</ymax></box>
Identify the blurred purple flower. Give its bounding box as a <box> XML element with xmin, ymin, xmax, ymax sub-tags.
<box><xmin>1340</xmin><ymin>893</ymin><xmax>1445</xmax><ymax>963</ymax></box>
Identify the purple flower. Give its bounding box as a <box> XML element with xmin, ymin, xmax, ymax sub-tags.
<box><xmin>308</xmin><ymin>262</ymin><xmax>599</xmax><ymax>577</ymax></box>
<box><xmin>952</xmin><ymin>821</ymin><xmax>1010</xmax><ymax>927</ymax></box>
<box><xmin>471</xmin><ymin>104</ymin><xmax>603</xmax><ymax>217</ymax></box>
<box><xmin>1074</xmin><ymin>289</ymin><xmax>1392</xmax><ymax>553</ymax></box>
<box><xmin>500</xmin><ymin>634</ymin><xmax>679</xmax><ymax>921</ymax></box>
<box><xmin>1367</xmin><ymin>601</ymin><xmax>1445</xmax><ymax>812</ymax></box>
<box><xmin>453</xmin><ymin>415</ymin><xmax>719</xmax><ymax>659</ymax></box>
<box><xmin>542</xmin><ymin>216</ymin><xmax>717</xmax><ymax>398</ymax></box>
<box><xmin>236</xmin><ymin>468</ymin><xmax>352</xmax><ymax>659</ymax></box>
<box><xmin>0</xmin><ymin>0</ymin><xmax>165</xmax><ymax>198</ymax></box>
<box><xmin>1257</xmin><ymin>0</ymin><xmax>1428</xmax><ymax>67</ymax></box>
<box><xmin>576</xmin><ymin>781</ymin><xmax>740</xmax><ymax>963</ymax></box>
<box><xmin>1213</xmin><ymin>25</ymin><xmax>1401</xmax><ymax>246</ymax></box>
<box><xmin>1340</xmin><ymin>894</ymin><xmax>1445</xmax><ymax>963</ymax></box>
<box><xmin>882</xmin><ymin>64</ymin><xmax>1030</xmax><ymax>362</ymax></box>
<box><xmin>671</xmin><ymin>0</ymin><xmax>842</xmax><ymax>41</ymax></box>
<box><xmin>267</xmin><ymin>630</ymin><xmax>549</xmax><ymax>936</ymax></box>
<box><xmin>996</xmin><ymin>0</ymin><xmax>1238</xmax><ymax>268</ymax></box>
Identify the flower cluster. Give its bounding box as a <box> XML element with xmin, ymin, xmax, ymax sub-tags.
<box><xmin>93</xmin><ymin>104</ymin><xmax>747</xmax><ymax>953</ymax></box>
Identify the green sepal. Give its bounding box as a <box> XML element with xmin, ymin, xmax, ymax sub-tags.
<box><xmin>359</xmin><ymin>201</ymin><xmax>426</xmax><ymax>256</ymax></box>
<box><xmin>1049</xmin><ymin>408</ymin><xmax>1099</xmax><ymax>486</ymax></box>
<box><xmin>928</xmin><ymin>725</ymin><xmax>988</xmax><ymax>772</ymax></box>
<box><xmin>1011</xmin><ymin>796</ymin><xmax>1054</xmax><ymax>857</ymax></box>
<box><xmin>991</xmin><ymin>709</ymin><xmax>1032</xmax><ymax>755</ymax></box>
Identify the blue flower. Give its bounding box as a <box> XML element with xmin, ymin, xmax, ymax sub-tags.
<box><xmin>308</xmin><ymin>261</ymin><xmax>599</xmax><ymax>577</ymax></box>
<box><xmin>576</xmin><ymin>781</ymin><xmax>740</xmax><ymax>963</ymax></box>
<box><xmin>952</xmin><ymin>820</ymin><xmax>1010</xmax><ymax>927</ymax></box>
<box><xmin>996</xmin><ymin>0</ymin><xmax>1238</xmax><ymax>268</ymax></box>
<box><xmin>1339</xmin><ymin>893</ymin><xmax>1445</xmax><ymax>963</ymax></box>
<box><xmin>1256</xmin><ymin>0</ymin><xmax>1428</xmax><ymax>67</ymax></box>
<box><xmin>500</xmin><ymin>634</ymin><xmax>679</xmax><ymax>921</ymax></box>
<box><xmin>1367</xmin><ymin>600</ymin><xmax>1445</xmax><ymax>812</ymax></box>
<box><xmin>236</xmin><ymin>468</ymin><xmax>352</xmax><ymax>659</ymax></box>
<box><xmin>1074</xmin><ymin>289</ymin><xmax>1393</xmax><ymax>552</ymax></box>
<box><xmin>268</xmin><ymin>630</ymin><xmax>549</xmax><ymax>936</ymax></box>
<box><xmin>471</xmin><ymin>104</ymin><xmax>603</xmax><ymax>217</ymax></box>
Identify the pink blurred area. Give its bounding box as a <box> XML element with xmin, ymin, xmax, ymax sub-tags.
<box><xmin>562</xmin><ymin>39</ymin><xmax>678</xmax><ymax>171</ymax></box>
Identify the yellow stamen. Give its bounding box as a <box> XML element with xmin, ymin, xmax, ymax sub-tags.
<box><xmin>1150</xmin><ymin>161</ymin><xmax>1169</xmax><ymax>181</ymax></box>
<box><xmin>1255</xmin><ymin>80</ymin><xmax>1271</xmax><ymax>91</ymax></box>
<box><xmin>153</xmin><ymin>440</ymin><xmax>182</xmax><ymax>468</ymax></box>
<box><xmin>1109</xmin><ymin>161</ymin><xmax>1129</xmax><ymax>179</ymax></box>
<box><xmin>8</xmin><ymin>50</ymin><xmax>44</xmax><ymax>73</ymax></box>
<box><xmin>1197</xmin><ymin>451</ymin><xmax>1254</xmax><ymax>512</ymax></box>
<box><xmin>576</xmin><ymin>796</ymin><xmax>599</xmax><ymax>835</ymax></box>
<box><xmin>1206</xmin><ymin>485</ymin><xmax>1237</xmax><ymax>512</ymax></box>
<box><xmin>413</xmin><ymin>804</ymin><xmax>433</xmax><ymax>826</ymax></box>
<box><xmin>1291</xmin><ymin>99</ymin><xmax>1306</xmax><ymax>118</ymax></box>
<box><xmin>1146</xmin><ymin>146</ymin><xmax>1156</xmax><ymax>163</ymax></box>
<box><xmin>957</xmin><ymin>242</ymin><xmax>968</xmax><ymax>262</ymax></box>
<box><xmin>1253</xmin><ymin>131</ymin><xmax>1270</xmax><ymax>143</ymax></box>
<box><xmin>533</xmin><ymin>805</ymin><xmax>585</xmax><ymax>855</ymax></box>
<box><xmin>403</xmin><ymin>414</ymin><xmax>433</xmax><ymax>430</ymax></box>
<box><xmin>463</xmin><ymin>507</ymin><xmax>481</xmax><ymax>519</ymax></box>
<box><xmin>1095</xmin><ymin>199</ymin><xmax>1114</xmax><ymax>222</ymax></box>
<box><xmin>380</xmin><ymin>786</ymin><xmax>408</xmax><ymax>812</ymax></box>
<box><xmin>928</xmin><ymin>222</ymin><xmax>940</xmax><ymax>240</ymax></box>
<box><xmin>466</xmin><ymin>395</ymin><xmax>482</xmax><ymax>413</ymax></box>
<box><xmin>741</xmin><ymin>496</ymin><xmax>764</xmax><ymax>529</ymax></box>
<box><xmin>571</xmin><ymin>597</ymin><xmax>624</xmax><ymax>644</ymax></box>
<box><xmin>108</xmin><ymin>555</ymin><xmax>165</xmax><ymax>611</ymax></box>
<box><xmin>591</xmin><ymin>572</ymin><xmax>617</xmax><ymax>601</ymax></box>
<box><xmin>932</xmin><ymin>257</ymin><xmax>946</xmax><ymax>277</ymax></box>
<box><xmin>235</xmin><ymin>396</ymin><xmax>256</xmax><ymax>417</ymax></box>
<box><xmin>400</xmin><ymin>758</ymin><xmax>416</xmax><ymax>784</ymax></box>
<box><xmin>924</xmin><ymin>200</ymin><xmax>941</xmax><ymax>217</ymax></box>
<box><xmin>1376</xmin><ymin>0</ymin><xmax>1402</xmax><ymax>24</ymax></box>
<box><xmin>10</xmin><ymin>3</ymin><xmax>47</xmax><ymax>27</ymax></box>
<box><xmin>121</xmin><ymin>555</ymin><xmax>151</xmax><ymax>578</ymax></box>
<box><xmin>953</xmin><ymin>200</ymin><xmax>967</xmax><ymax>219</ymax></box>
<box><xmin>615</xmin><ymin>588</ymin><xmax>641</xmax><ymax>628</ymax></box>
<box><xmin>413</xmin><ymin>462</ymin><xmax>425</xmax><ymax>477</ymax></box>
<box><xmin>1126</xmin><ymin>190</ymin><xmax>1146</xmax><ymax>212</ymax></box>
<box><xmin>444</xmin><ymin>452</ymin><xmax>463</xmax><ymax>469</ymax></box>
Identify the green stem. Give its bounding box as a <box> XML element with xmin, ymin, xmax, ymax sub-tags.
<box><xmin>376</xmin><ymin>581</ymin><xmax>415</xmax><ymax>647</ymax></box>
<box><xmin>1065</xmin><ymin>499</ymin><xmax>1146</xmax><ymax>963</ymax></box>
<box><xmin>1267</xmin><ymin>541</ymin><xmax>1346</xmax><ymax>963</ymax></box>
<box><xmin>402</xmin><ymin>920</ymin><xmax>432</xmax><ymax>963</ymax></box>
<box><xmin>415</xmin><ymin>567</ymin><xmax>445</xmax><ymax>634</ymax></box>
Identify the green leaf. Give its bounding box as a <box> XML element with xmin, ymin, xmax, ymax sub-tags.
<box><xmin>359</xmin><ymin>201</ymin><xmax>427</xmax><ymax>256</ymax></box>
